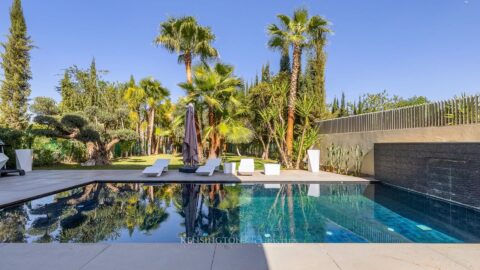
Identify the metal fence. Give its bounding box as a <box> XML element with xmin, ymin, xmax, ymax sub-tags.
<box><xmin>317</xmin><ymin>95</ymin><xmax>480</xmax><ymax>134</ymax></box>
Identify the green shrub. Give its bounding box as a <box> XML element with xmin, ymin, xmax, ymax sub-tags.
<box><xmin>32</xmin><ymin>137</ymin><xmax>87</xmax><ymax>166</ymax></box>
<box><xmin>58</xmin><ymin>139</ymin><xmax>86</xmax><ymax>163</ymax></box>
<box><xmin>32</xmin><ymin>137</ymin><xmax>64</xmax><ymax>166</ymax></box>
<box><xmin>0</xmin><ymin>128</ymin><xmax>26</xmax><ymax>168</ymax></box>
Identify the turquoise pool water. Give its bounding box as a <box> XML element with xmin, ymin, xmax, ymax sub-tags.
<box><xmin>0</xmin><ymin>182</ymin><xmax>478</xmax><ymax>243</ymax></box>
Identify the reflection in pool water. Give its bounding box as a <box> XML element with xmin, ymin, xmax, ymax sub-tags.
<box><xmin>0</xmin><ymin>182</ymin><xmax>479</xmax><ymax>243</ymax></box>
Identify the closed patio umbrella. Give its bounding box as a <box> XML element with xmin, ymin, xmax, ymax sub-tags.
<box><xmin>182</xmin><ymin>103</ymin><xmax>199</xmax><ymax>168</ymax></box>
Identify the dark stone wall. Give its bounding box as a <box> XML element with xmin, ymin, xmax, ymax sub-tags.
<box><xmin>374</xmin><ymin>143</ymin><xmax>480</xmax><ymax>209</ymax></box>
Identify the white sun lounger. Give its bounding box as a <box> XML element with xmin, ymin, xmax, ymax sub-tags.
<box><xmin>195</xmin><ymin>158</ymin><xmax>222</xmax><ymax>176</ymax></box>
<box><xmin>0</xmin><ymin>153</ymin><xmax>9</xmax><ymax>169</ymax></box>
<box><xmin>142</xmin><ymin>159</ymin><xmax>170</xmax><ymax>177</ymax></box>
<box><xmin>238</xmin><ymin>158</ymin><xmax>254</xmax><ymax>176</ymax></box>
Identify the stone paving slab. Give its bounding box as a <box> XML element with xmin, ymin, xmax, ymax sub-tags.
<box><xmin>0</xmin><ymin>244</ymin><xmax>478</xmax><ymax>270</ymax></box>
<box><xmin>212</xmin><ymin>244</ymin><xmax>269</xmax><ymax>270</ymax></box>
<box><xmin>81</xmin><ymin>244</ymin><xmax>216</xmax><ymax>270</ymax></box>
<box><xmin>322</xmin><ymin>244</ymin><xmax>472</xmax><ymax>270</ymax></box>
<box><xmin>212</xmin><ymin>244</ymin><xmax>342</xmax><ymax>270</ymax></box>
<box><xmin>0</xmin><ymin>169</ymin><xmax>372</xmax><ymax>207</ymax></box>
<box><xmin>0</xmin><ymin>244</ymin><xmax>109</xmax><ymax>270</ymax></box>
<box><xmin>262</xmin><ymin>244</ymin><xmax>342</xmax><ymax>270</ymax></box>
<box><xmin>428</xmin><ymin>245</ymin><xmax>480</xmax><ymax>270</ymax></box>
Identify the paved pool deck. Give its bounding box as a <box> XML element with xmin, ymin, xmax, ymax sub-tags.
<box><xmin>0</xmin><ymin>170</ymin><xmax>479</xmax><ymax>270</ymax></box>
<box><xmin>0</xmin><ymin>169</ymin><xmax>372</xmax><ymax>207</ymax></box>
<box><xmin>0</xmin><ymin>243</ymin><xmax>479</xmax><ymax>270</ymax></box>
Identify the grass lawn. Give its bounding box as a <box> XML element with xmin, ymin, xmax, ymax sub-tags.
<box><xmin>35</xmin><ymin>153</ymin><xmax>277</xmax><ymax>170</ymax></box>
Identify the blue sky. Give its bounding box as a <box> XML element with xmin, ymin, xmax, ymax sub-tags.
<box><xmin>0</xmin><ymin>0</ymin><xmax>479</xmax><ymax>103</ymax></box>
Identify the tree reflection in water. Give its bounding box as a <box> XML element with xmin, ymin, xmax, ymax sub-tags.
<box><xmin>0</xmin><ymin>182</ymin><xmax>241</xmax><ymax>243</ymax></box>
<box><xmin>0</xmin><ymin>205</ymin><xmax>27</xmax><ymax>242</ymax></box>
<box><xmin>180</xmin><ymin>184</ymin><xmax>240</xmax><ymax>242</ymax></box>
<box><xmin>2</xmin><ymin>182</ymin><xmax>472</xmax><ymax>243</ymax></box>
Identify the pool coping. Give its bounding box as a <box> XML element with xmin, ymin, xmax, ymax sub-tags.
<box><xmin>0</xmin><ymin>179</ymin><xmax>376</xmax><ymax>208</ymax></box>
<box><xmin>0</xmin><ymin>169</ymin><xmax>375</xmax><ymax>208</ymax></box>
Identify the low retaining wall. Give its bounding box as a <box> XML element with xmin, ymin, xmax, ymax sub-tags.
<box><xmin>374</xmin><ymin>142</ymin><xmax>480</xmax><ymax>209</ymax></box>
<box><xmin>319</xmin><ymin>124</ymin><xmax>480</xmax><ymax>175</ymax></box>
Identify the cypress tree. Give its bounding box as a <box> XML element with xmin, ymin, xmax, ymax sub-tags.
<box><xmin>357</xmin><ymin>96</ymin><xmax>364</xmax><ymax>115</ymax></box>
<box><xmin>87</xmin><ymin>58</ymin><xmax>98</xmax><ymax>107</ymax></box>
<box><xmin>339</xmin><ymin>92</ymin><xmax>347</xmax><ymax>117</ymax></box>
<box><xmin>0</xmin><ymin>0</ymin><xmax>33</xmax><ymax>129</ymax></box>
<box><xmin>261</xmin><ymin>63</ymin><xmax>271</xmax><ymax>83</ymax></box>
<box><xmin>128</xmin><ymin>75</ymin><xmax>136</xmax><ymax>87</ymax></box>
<box><xmin>314</xmin><ymin>49</ymin><xmax>327</xmax><ymax>118</ymax></box>
<box><xmin>331</xmin><ymin>97</ymin><xmax>338</xmax><ymax>114</ymax></box>
<box><xmin>58</xmin><ymin>70</ymin><xmax>76</xmax><ymax>113</ymax></box>
<box><xmin>304</xmin><ymin>56</ymin><xmax>327</xmax><ymax>119</ymax></box>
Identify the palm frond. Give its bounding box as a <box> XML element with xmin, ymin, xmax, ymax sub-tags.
<box><xmin>293</xmin><ymin>8</ymin><xmax>309</xmax><ymax>25</ymax></box>
<box><xmin>277</xmin><ymin>14</ymin><xmax>291</xmax><ymax>30</ymax></box>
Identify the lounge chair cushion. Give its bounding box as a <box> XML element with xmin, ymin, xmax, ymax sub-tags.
<box><xmin>142</xmin><ymin>165</ymin><xmax>168</xmax><ymax>177</ymax></box>
<box><xmin>195</xmin><ymin>158</ymin><xmax>222</xmax><ymax>176</ymax></box>
<box><xmin>0</xmin><ymin>153</ymin><xmax>8</xmax><ymax>169</ymax></box>
<box><xmin>195</xmin><ymin>165</ymin><xmax>215</xmax><ymax>176</ymax></box>
<box><xmin>152</xmin><ymin>159</ymin><xmax>170</xmax><ymax>171</ymax></box>
<box><xmin>204</xmin><ymin>158</ymin><xmax>221</xmax><ymax>171</ymax></box>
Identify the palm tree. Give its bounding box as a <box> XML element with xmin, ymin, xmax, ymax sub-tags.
<box><xmin>179</xmin><ymin>63</ymin><xmax>250</xmax><ymax>158</ymax></box>
<box><xmin>154</xmin><ymin>99</ymin><xmax>176</xmax><ymax>154</ymax></box>
<box><xmin>155</xmin><ymin>16</ymin><xmax>218</xmax><ymax>83</ymax></box>
<box><xmin>155</xmin><ymin>16</ymin><xmax>218</xmax><ymax>160</ymax></box>
<box><xmin>139</xmin><ymin>78</ymin><xmax>170</xmax><ymax>155</ymax></box>
<box><xmin>123</xmin><ymin>85</ymin><xmax>146</xmax><ymax>155</ymax></box>
<box><xmin>218</xmin><ymin>94</ymin><xmax>254</xmax><ymax>156</ymax></box>
<box><xmin>268</xmin><ymin>9</ymin><xmax>329</xmax><ymax>162</ymax></box>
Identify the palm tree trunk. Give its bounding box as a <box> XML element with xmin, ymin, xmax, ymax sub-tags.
<box><xmin>194</xmin><ymin>113</ymin><xmax>204</xmax><ymax>162</ymax></box>
<box><xmin>147</xmin><ymin>108</ymin><xmax>155</xmax><ymax>156</ymax></box>
<box><xmin>260</xmin><ymin>135</ymin><xmax>272</xmax><ymax>160</ymax></box>
<box><xmin>155</xmin><ymin>136</ymin><xmax>161</xmax><ymax>154</ymax></box>
<box><xmin>236</xmin><ymin>145</ymin><xmax>242</xmax><ymax>156</ymax></box>
<box><xmin>185</xmin><ymin>52</ymin><xmax>192</xmax><ymax>84</ymax></box>
<box><xmin>286</xmin><ymin>44</ymin><xmax>302</xmax><ymax>162</ymax></box>
<box><xmin>136</xmin><ymin>122</ymin><xmax>141</xmax><ymax>155</ymax></box>
<box><xmin>208</xmin><ymin>107</ymin><xmax>217</xmax><ymax>158</ymax></box>
<box><xmin>259</xmin><ymin>137</ymin><xmax>266</xmax><ymax>159</ymax></box>
<box><xmin>140</xmin><ymin>127</ymin><xmax>146</xmax><ymax>156</ymax></box>
<box><xmin>265</xmin><ymin>135</ymin><xmax>271</xmax><ymax>160</ymax></box>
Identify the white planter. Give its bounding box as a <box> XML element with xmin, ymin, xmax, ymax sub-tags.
<box><xmin>223</xmin><ymin>162</ymin><xmax>237</xmax><ymax>175</ymax></box>
<box><xmin>307</xmin><ymin>149</ymin><xmax>320</xmax><ymax>173</ymax></box>
<box><xmin>264</xmin><ymin>163</ymin><xmax>280</xmax><ymax>176</ymax></box>
<box><xmin>15</xmin><ymin>149</ymin><xmax>33</xmax><ymax>172</ymax></box>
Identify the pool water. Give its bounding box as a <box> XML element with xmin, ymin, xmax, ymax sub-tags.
<box><xmin>0</xmin><ymin>182</ymin><xmax>479</xmax><ymax>243</ymax></box>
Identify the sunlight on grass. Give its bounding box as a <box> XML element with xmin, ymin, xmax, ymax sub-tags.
<box><xmin>35</xmin><ymin>153</ymin><xmax>277</xmax><ymax>170</ymax></box>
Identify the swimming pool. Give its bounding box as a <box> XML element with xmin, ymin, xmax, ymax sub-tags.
<box><xmin>0</xmin><ymin>182</ymin><xmax>478</xmax><ymax>243</ymax></box>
